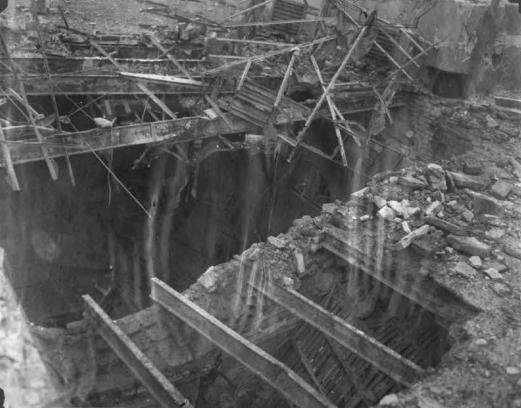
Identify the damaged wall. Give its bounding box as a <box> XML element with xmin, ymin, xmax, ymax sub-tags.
<box><xmin>354</xmin><ymin>0</ymin><xmax>521</xmax><ymax>94</ymax></box>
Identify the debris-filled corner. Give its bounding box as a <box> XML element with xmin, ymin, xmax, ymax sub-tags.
<box><xmin>1</xmin><ymin>0</ymin><xmax>521</xmax><ymax>407</ymax></box>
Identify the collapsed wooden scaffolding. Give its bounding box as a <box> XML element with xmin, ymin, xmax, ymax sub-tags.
<box><xmin>0</xmin><ymin>0</ymin><xmax>432</xmax><ymax>194</ymax></box>
<box><xmin>83</xmin><ymin>272</ymin><xmax>426</xmax><ymax>408</ymax></box>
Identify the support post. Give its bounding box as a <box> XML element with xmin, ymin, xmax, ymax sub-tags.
<box><xmin>0</xmin><ymin>29</ymin><xmax>58</xmax><ymax>180</ymax></box>
<box><xmin>83</xmin><ymin>295</ymin><xmax>192</xmax><ymax>408</ymax></box>
<box><xmin>0</xmin><ymin>123</ymin><xmax>20</xmax><ymax>191</ymax></box>
<box><xmin>150</xmin><ymin>278</ymin><xmax>336</xmax><ymax>408</ymax></box>
<box><xmin>32</xmin><ymin>7</ymin><xmax>76</xmax><ymax>185</ymax></box>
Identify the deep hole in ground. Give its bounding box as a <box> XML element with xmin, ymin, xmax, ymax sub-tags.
<box><xmin>0</xmin><ymin>98</ymin><xmax>361</xmax><ymax>326</ymax></box>
<box><xmin>0</xmin><ymin>89</ymin><xmax>475</xmax><ymax>408</ymax></box>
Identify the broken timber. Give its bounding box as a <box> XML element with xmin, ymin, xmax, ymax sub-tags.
<box><xmin>0</xmin><ymin>116</ymin><xmax>253</xmax><ymax>166</ymax></box>
<box><xmin>89</xmin><ymin>39</ymin><xmax>178</xmax><ymax>119</ymax></box>
<box><xmin>150</xmin><ymin>278</ymin><xmax>336</xmax><ymax>408</ymax></box>
<box><xmin>249</xmin><ymin>280</ymin><xmax>423</xmax><ymax>386</ymax></box>
<box><xmin>0</xmin><ymin>124</ymin><xmax>20</xmax><ymax>190</ymax></box>
<box><xmin>83</xmin><ymin>295</ymin><xmax>192</xmax><ymax>408</ymax></box>
<box><xmin>288</xmin><ymin>25</ymin><xmax>368</xmax><ymax>162</ymax></box>
<box><xmin>10</xmin><ymin>73</ymin><xmax>210</xmax><ymax>95</ymax></box>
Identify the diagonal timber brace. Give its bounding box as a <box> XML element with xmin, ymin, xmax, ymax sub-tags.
<box><xmin>150</xmin><ymin>278</ymin><xmax>336</xmax><ymax>408</ymax></box>
<box><xmin>83</xmin><ymin>295</ymin><xmax>193</xmax><ymax>408</ymax></box>
<box><xmin>249</xmin><ymin>280</ymin><xmax>424</xmax><ymax>387</ymax></box>
<box><xmin>89</xmin><ymin>39</ymin><xmax>178</xmax><ymax>119</ymax></box>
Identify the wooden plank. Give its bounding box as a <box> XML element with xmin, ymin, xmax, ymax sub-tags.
<box><xmin>213</xmin><ymin>37</ymin><xmax>294</xmax><ymax>47</ymax></box>
<box><xmin>0</xmin><ymin>124</ymin><xmax>20</xmax><ymax>190</ymax></box>
<box><xmin>147</xmin><ymin>35</ymin><xmax>193</xmax><ymax>78</ymax></box>
<box><xmin>0</xmin><ymin>115</ymin><xmax>254</xmax><ymax>166</ymax></box>
<box><xmin>250</xmin><ymin>280</ymin><xmax>423</xmax><ymax>387</ymax></box>
<box><xmin>204</xmin><ymin>35</ymin><xmax>336</xmax><ymax>75</ymax></box>
<box><xmin>83</xmin><ymin>295</ymin><xmax>192</xmax><ymax>408</ymax></box>
<box><xmin>223</xmin><ymin>17</ymin><xmax>329</xmax><ymax>28</ymax></box>
<box><xmin>287</xmin><ymin>26</ymin><xmax>368</xmax><ymax>162</ymax></box>
<box><xmin>373</xmin><ymin>42</ymin><xmax>413</xmax><ymax>81</ymax></box>
<box><xmin>310</xmin><ymin>55</ymin><xmax>348</xmax><ymax>166</ymax></box>
<box><xmin>119</xmin><ymin>72</ymin><xmax>203</xmax><ymax>86</ymax></box>
<box><xmin>292</xmin><ymin>338</ymin><xmax>326</xmax><ymax>394</ymax></box>
<box><xmin>17</xmin><ymin>82</ymin><xmax>59</xmax><ymax>180</ymax></box>
<box><xmin>226</xmin><ymin>0</ymin><xmax>274</xmax><ymax>19</ymax></box>
<box><xmin>89</xmin><ymin>39</ymin><xmax>178</xmax><ymax>119</ymax></box>
<box><xmin>273</xmin><ymin>50</ymin><xmax>297</xmax><ymax>109</ymax></box>
<box><xmin>33</xmin><ymin>8</ymin><xmax>76</xmax><ymax>186</ymax></box>
<box><xmin>147</xmin><ymin>35</ymin><xmax>235</xmax><ymax>130</ymax></box>
<box><xmin>15</xmin><ymin>74</ymin><xmax>206</xmax><ymax>95</ymax></box>
<box><xmin>237</xmin><ymin>60</ymin><xmax>252</xmax><ymax>90</ymax></box>
<box><xmin>378</xmin><ymin>27</ymin><xmax>420</xmax><ymax>68</ymax></box>
<box><xmin>150</xmin><ymin>278</ymin><xmax>336</xmax><ymax>408</ymax></box>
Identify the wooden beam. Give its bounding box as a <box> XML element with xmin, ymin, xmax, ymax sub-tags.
<box><xmin>225</xmin><ymin>0</ymin><xmax>273</xmax><ymax>20</ymax></box>
<box><xmin>0</xmin><ymin>115</ymin><xmax>254</xmax><ymax>166</ymax></box>
<box><xmin>147</xmin><ymin>35</ymin><xmax>234</xmax><ymax>130</ymax></box>
<box><xmin>17</xmin><ymin>82</ymin><xmax>59</xmax><ymax>180</ymax></box>
<box><xmin>237</xmin><ymin>60</ymin><xmax>252</xmax><ymax>90</ymax></box>
<box><xmin>373</xmin><ymin>42</ymin><xmax>414</xmax><ymax>81</ymax></box>
<box><xmin>14</xmin><ymin>74</ymin><xmax>206</xmax><ymax>95</ymax></box>
<box><xmin>89</xmin><ymin>40</ymin><xmax>178</xmax><ymax>119</ymax></box>
<box><xmin>310</xmin><ymin>55</ymin><xmax>348</xmax><ymax>166</ymax></box>
<box><xmin>119</xmin><ymin>72</ymin><xmax>203</xmax><ymax>86</ymax></box>
<box><xmin>273</xmin><ymin>50</ymin><xmax>298</xmax><ymax>109</ymax></box>
<box><xmin>204</xmin><ymin>35</ymin><xmax>335</xmax><ymax>76</ymax></box>
<box><xmin>378</xmin><ymin>27</ymin><xmax>420</xmax><ymax>68</ymax></box>
<box><xmin>135</xmin><ymin>82</ymin><xmax>178</xmax><ymax>119</ymax></box>
<box><xmin>150</xmin><ymin>278</ymin><xmax>336</xmax><ymax>408</ymax></box>
<box><xmin>287</xmin><ymin>26</ymin><xmax>368</xmax><ymax>162</ymax></box>
<box><xmin>386</xmin><ymin>43</ymin><xmax>435</xmax><ymax>80</ymax></box>
<box><xmin>325</xmin><ymin>337</ymin><xmax>374</xmax><ymax>406</ymax></box>
<box><xmin>292</xmin><ymin>338</ymin><xmax>326</xmax><ymax>394</ymax></box>
<box><xmin>0</xmin><ymin>124</ymin><xmax>20</xmax><ymax>190</ymax></box>
<box><xmin>250</xmin><ymin>280</ymin><xmax>423</xmax><ymax>387</ymax></box>
<box><xmin>223</xmin><ymin>17</ymin><xmax>329</xmax><ymax>28</ymax></box>
<box><xmin>83</xmin><ymin>295</ymin><xmax>192</xmax><ymax>408</ymax></box>
<box><xmin>32</xmin><ymin>8</ymin><xmax>76</xmax><ymax>186</ymax></box>
<box><xmin>213</xmin><ymin>37</ymin><xmax>294</xmax><ymax>47</ymax></box>
<box><xmin>147</xmin><ymin>35</ymin><xmax>193</xmax><ymax>78</ymax></box>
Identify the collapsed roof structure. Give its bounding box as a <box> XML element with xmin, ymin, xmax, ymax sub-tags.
<box><xmin>2</xmin><ymin>0</ymin><xmax>521</xmax><ymax>407</ymax></box>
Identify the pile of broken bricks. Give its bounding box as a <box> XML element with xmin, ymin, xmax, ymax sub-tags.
<box><xmin>331</xmin><ymin>157</ymin><xmax>521</xmax><ymax>299</ymax></box>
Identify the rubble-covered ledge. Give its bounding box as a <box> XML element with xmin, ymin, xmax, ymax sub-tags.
<box><xmin>25</xmin><ymin>153</ymin><xmax>521</xmax><ymax>406</ymax></box>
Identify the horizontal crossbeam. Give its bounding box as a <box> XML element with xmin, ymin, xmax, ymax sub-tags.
<box><xmin>150</xmin><ymin>278</ymin><xmax>336</xmax><ymax>408</ymax></box>
<box><xmin>250</xmin><ymin>280</ymin><xmax>424</xmax><ymax>386</ymax></box>
<box><xmin>0</xmin><ymin>115</ymin><xmax>254</xmax><ymax>167</ymax></box>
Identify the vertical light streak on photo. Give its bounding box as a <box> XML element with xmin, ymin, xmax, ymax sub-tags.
<box><xmin>143</xmin><ymin>153</ymin><xmax>168</xmax><ymax>283</ymax></box>
<box><xmin>251</xmin><ymin>260</ymin><xmax>270</xmax><ymax>331</ymax></box>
